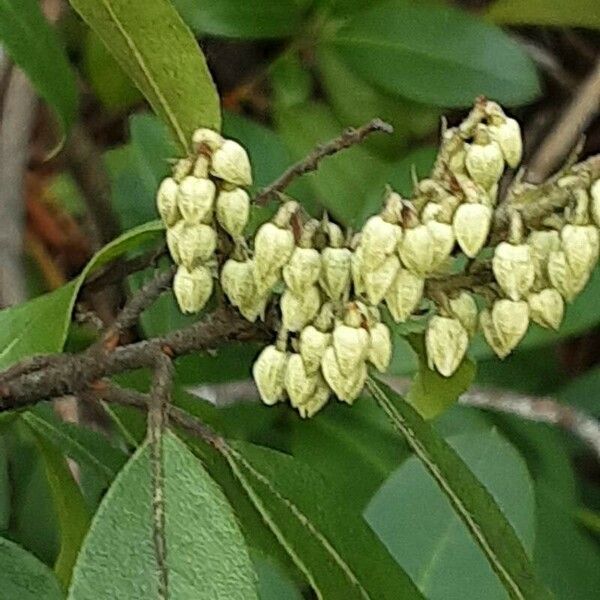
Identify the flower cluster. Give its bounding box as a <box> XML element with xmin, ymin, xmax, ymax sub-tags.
<box><xmin>156</xmin><ymin>99</ymin><xmax>600</xmax><ymax>418</ymax></box>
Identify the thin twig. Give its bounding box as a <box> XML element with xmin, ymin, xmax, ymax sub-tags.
<box><xmin>527</xmin><ymin>57</ymin><xmax>600</xmax><ymax>183</ymax></box>
<box><xmin>253</xmin><ymin>119</ymin><xmax>393</xmax><ymax>206</ymax></box>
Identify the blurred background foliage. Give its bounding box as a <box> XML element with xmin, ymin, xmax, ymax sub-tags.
<box><xmin>1</xmin><ymin>0</ymin><xmax>600</xmax><ymax>598</ymax></box>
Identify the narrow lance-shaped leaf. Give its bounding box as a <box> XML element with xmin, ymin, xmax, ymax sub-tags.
<box><xmin>68</xmin><ymin>0</ymin><xmax>221</xmax><ymax>153</ymax></box>
<box><xmin>366</xmin><ymin>377</ymin><xmax>552</xmax><ymax>600</ymax></box>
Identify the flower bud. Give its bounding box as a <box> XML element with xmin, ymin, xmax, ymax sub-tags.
<box><xmin>173</xmin><ymin>265</ymin><xmax>213</xmax><ymax>314</ymax></box>
<box><xmin>427</xmin><ymin>221</ymin><xmax>455</xmax><ymax>269</ymax></box>
<box><xmin>527</xmin><ymin>230</ymin><xmax>560</xmax><ymax>288</ymax></box>
<box><xmin>210</xmin><ymin>140</ymin><xmax>252</xmax><ymax>186</ymax></box>
<box><xmin>351</xmin><ymin>248</ymin><xmax>366</xmax><ymax>297</ymax></box>
<box><xmin>285</xmin><ymin>353</ymin><xmax>319</xmax><ymax>409</ymax></box>
<box><xmin>528</xmin><ymin>289</ymin><xmax>564</xmax><ymax>330</ymax></box>
<box><xmin>177</xmin><ymin>177</ymin><xmax>216</xmax><ymax>224</ymax></box>
<box><xmin>492</xmin><ymin>242</ymin><xmax>535</xmax><ymax>301</ymax></box>
<box><xmin>297</xmin><ymin>377</ymin><xmax>331</xmax><ymax>419</ymax></box>
<box><xmin>488</xmin><ymin>118</ymin><xmax>522</xmax><ymax>168</ymax></box>
<box><xmin>192</xmin><ymin>128</ymin><xmax>224</xmax><ymax>152</ymax></box>
<box><xmin>216</xmin><ymin>187</ymin><xmax>250</xmax><ymax>238</ymax></box>
<box><xmin>320</xmin><ymin>247</ymin><xmax>352</xmax><ymax>302</ymax></box>
<box><xmin>448</xmin><ymin>291</ymin><xmax>478</xmax><ymax>337</ymax></box>
<box><xmin>548</xmin><ymin>250</ymin><xmax>589</xmax><ymax>302</ymax></box>
<box><xmin>398</xmin><ymin>225</ymin><xmax>435</xmax><ymax>276</ymax></box>
<box><xmin>425</xmin><ymin>316</ymin><xmax>468</xmax><ymax>377</ymax></box>
<box><xmin>479</xmin><ymin>309</ymin><xmax>507</xmax><ymax>359</ymax></box>
<box><xmin>321</xmin><ymin>346</ymin><xmax>366</xmax><ymax>404</ymax></box>
<box><xmin>561</xmin><ymin>224</ymin><xmax>598</xmax><ymax>278</ymax></box>
<box><xmin>221</xmin><ymin>258</ymin><xmax>267</xmax><ymax>322</ymax></box>
<box><xmin>453</xmin><ymin>203</ymin><xmax>492</xmax><ymax>258</ymax></box>
<box><xmin>487</xmin><ymin>299</ymin><xmax>529</xmax><ymax>358</ymax></box>
<box><xmin>364</xmin><ymin>254</ymin><xmax>400</xmax><ymax>305</ymax></box>
<box><xmin>421</xmin><ymin>202</ymin><xmax>442</xmax><ymax>223</ymax></box>
<box><xmin>281</xmin><ymin>286</ymin><xmax>321</xmax><ymax>332</ymax></box>
<box><xmin>465</xmin><ymin>136</ymin><xmax>504</xmax><ymax>190</ymax></box>
<box><xmin>332</xmin><ymin>320</ymin><xmax>370</xmax><ymax>376</ymax></box>
<box><xmin>360</xmin><ymin>215</ymin><xmax>401</xmax><ymax>269</ymax></box>
<box><xmin>253</xmin><ymin>345</ymin><xmax>287</xmax><ymax>406</ymax></box>
<box><xmin>156</xmin><ymin>177</ymin><xmax>180</xmax><ymax>226</ymax></box>
<box><xmin>368</xmin><ymin>322</ymin><xmax>392</xmax><ymax>373</ymax></box>
<box><xmin>177</xmin><ymin>223</ymin><xmax>217</xmax><ymax>270</ymax></box>
<box><xmin>385</xmin><ymin>269</ymin><xmax>425</xmax><ymax>323</ymax></box>
<box><xmin>299</xmin><ymin>325</ymin><xmax>332</xmax><ymax>374</ymax></box>
<box><xmin>283</xmin><ymin>248</ymin><xmax>321</xmax><ymax>296</ymax></box>
<box><xmin>590</xmin><ymin>179</ymin><xmax>600</xmax><ymax>227</ymax></box>
<box><xmin>253</xmin><ymin>223</ymin><xmax>295</xmax><ymax>290</ymax></box>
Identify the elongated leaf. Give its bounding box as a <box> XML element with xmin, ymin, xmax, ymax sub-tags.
<box><xmin>221</xmin><ymin>440</ymin><xmax>423</xmax><ymax>599</ymax></box>
<box><xmin>68</xmin><ymin>432</ymin><xmax>257</xmax><ymax>599</ymax></box>
<box><xmin>326</xmin><ymin>0</ymin><xmax>540</xmax><ymax>107</ymax></box>
<box><xmin>0</xmin><ymin>0</ymin><xmax>77</xmax><ymax>140</ymax></box>
<box><xmin>173</xmin><ymin>0</ymin><xmax>306</xmax><ymax>39</ymax></box>
<box><xmin>68</xmin><ymin>0</ymin><xmax>221</xmax><ymax>153</ymax></box>
<box><xmin>487</xmin><ymin>0</ymin><xmax>600</xmax><ymax>29</ymax></box>
<box><xmin>0</xmin><ymin>437</ymin><xmax>9</xmax><ymax>532</ymax></box>
<box><xmin>0</xmin><ymin>221</ymin><xmax>163</xmax><ymax>371</ymax></box>
<box><xmin>366</xmin><ymin>377</ymin><xmax>551</xmax><ymax>600</ymax></box>
<box><xmin>28</xmin><ymin>428</ymin><xmax>91</xmax><ymax>588</ymax></box>
<box><xmin>366</xmin><ymin>430</ymin><xmax>535</xmax><ymax>599</ymax></box>
<box><xmin>0</xmin><ymin>536</ymin><xmax>64</xmax><ymax>600</ymax></box>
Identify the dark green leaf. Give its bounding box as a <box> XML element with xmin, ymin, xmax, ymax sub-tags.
<box><xmin>0</xmin><ymin>0</ymin><xmax>77</xmax><ymax>141</ymax></box>
<box><xmin>0</xmin><ymin>437</ymin><xmax>9</xmax><ymax>533</ymax></box>
<box><xmin>0</xmin><ymin>536</ymin><xmax>64</xmax><ymax>600</ymax></box>
<box><xmin>173</xmin><ymin>0</ymin><xmax>306</xmax><ymax>39</ymax></box>
<box><xmin>388</xmin><ymin>147</ymin><xmax>437</xmax><ymax>197</ymax></box>
<box><xmin>28</xmin><ymin>428</ymin><xmax>91</xmax><ymax>588</ymax></box>
<box><xmin>68</xmin><ymin>0</ymin><xmax>221</xmax><ymax>153</ymax></box>
<box><xmin>406</xmin><ymin>336</ymin><xmax>476</xmax><ymax>419</ymax></box>
<box><xmin>365</xmin><ymin>430</ymin><xmax>535</xmax><ymax>599</ymax></box>
<box><xmin>68</xmin><ymin>432</ymin><xmax>257</xmax><ymax>599</ymax></box>
<box><xmin>222</xmin><ymin>440</ymin><xmax>423</xmax><ymax>599</ymax></box>
<box><xmin>487</xmin><ymin>0</ymin><xmax>600</xmax><ymax>29</ymax></box>
<box><xmin>326</xmin><ymin>0</ymin><xmax>540</xmax><ymax>107</ymax></box>
<box><xmin>366</xmin><ymin>377</ymin><xmax>552</xmax><ymax>600</ymax></box>
<box><xmin>252</xmin><ymin>553</ymin><xmax>303</xmax><ymax>600</ymax></box>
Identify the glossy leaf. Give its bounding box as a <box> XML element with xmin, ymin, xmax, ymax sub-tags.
<box><xmin>173</xmin><ymin>0</ymin><xmax>306</xmax><ymax>39</ymax></box>
<box><xmin>28</xmin><ymin>429</ymin><xmax>91</xmax><ymax>588</ymax></box>
<box><xmin>0</xmin><ymin>536</ymin><xmax>64</xmax><ymax>600</ymax></box>
<box><xmin>406</xmin><ymin>336</ymin><xmax>476</xmax><ymax>419</ymax></box>
<box><xmin>68</xmin><ymin>432</ymin><xmax>257</xmax><ymax>599</ymax></box>
<box><xmin>487</xmin><ymin>0</ymin><xmax>600</xmax><ymax>29</ymax></box>
<box><xmin>0</xmin><ymin>0</ymin><xmax>77</xmax><ymax>140</ymax></box>
<box><xmin>222</xmin><ymin>440</ymin><xmax>423</xmax><ymax>599</ymax></box>
<box><xmin>68</xmin><ymin>0</ymin><xmax>221</xmax><ymax>153</ymax></box>
<box><xmin>365</xmin><ymin>430</ymin><xmax>535</xmax><ymax>599</ymax></box>
<box><xmin>326</xmin><ymin>0</ymin><xmax>540</xmax><ymax>107</ymax></box>
<box><xmin>366</xmin><ymin>377</ymin><xmax>551</xmax><ymax>600</ymax></box>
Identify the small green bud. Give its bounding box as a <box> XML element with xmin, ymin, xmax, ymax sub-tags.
<box><xmin>398</xmin><ymin>225</ymin><xmax>435</xmax><ymax>276</ymax></box>
<box><xmin>527</xmin><ymin>230</ymin><xmax>560</xmax><ymax>289</ymax></box>
<box><xmin>253</xmin><ymin>222</ymin><xmax>295</xmax><ymax>290</ymax></box>
<box><xmin>453</xmin><ymin>203</ymin><xmax>492</xmax><ymax>258</ymax></box>
<box><xmin>561</xmin><ymin>224</ymin><xmax>598</xmax><ymax>278</ymax></box>
<box><xmin>488</xmin><ymin>118</ymin><xmax>522</xmax><ymax>168</ymax></box>
<box><xmin>192</xmin><ymin>128</ymin><xmax>224</xmax><ymax>152</ymax></box>
<box><xmin>465</xmin><ymin>131</ymin><xmax>505</xmax><ymax>189</ymax></box>
<box><xmin>281</xmin><ymin>286</ymin><xmax>321</xmax><ymax>332</ymax></box>
<box><xmin>548</xmin><ymin>250</ymin><xmax>589</xmax><ymax>302</ymax></box>
<box><xmin>427</xmin><ymin>221</ymin><xmax>455</xmax><ymax>269</ymax></box>
<box><xmin>492</xmin><ymin>242</ymin><xmax>535</xmax><ymax>301</ymax></box>
<box><xmin>360</xmin><ymin>215</ymin><xmax>401</xmax><ymax>269</ymax></box>
<box><xmin>321</xmin><ymin>346</ymin><xmax>366</xmax><ymax>404</ymax></box>
<box><xmin>368</xmin><ymin>322</ymin><xmax>392</xmax><ymax>373</ymax></box>
<box><xmin>332</xmin><ymin>318</ymin><xmax>370</xmax><ymax>376</ymax></box>
<box><xmin>299</xmin><ymin>325</ymin><xmax>331</xmax><ymax>374</ymax></box>
<box><xmin>385</xmin><ymin>268</ymin><xmax>425</xmax><ymax>323</ymax></box>
<box><xmin>320</xmin><ymin>247</ymin><xmax>352</xmax><ymax>302</ymax></box>
<box><xmin>363</xmin><ymin>254</ymin><xmax>400</xmax><ymax>305</ymax></box>
<box><xmin>528</xmin><ymin>289</ymin><xmax>564</xmax><ymax>330</ymax></box>
<box><xmin>448</xmin><ymin>291</ymin><xmax>478</xmax><ymax>337</ymax></box>
<box><xmin>426</xmin><ymin>316</ymin><xmax>468</xmax><ymax>377</ymax></box>
<box><xmin>253</xmin><ymin>345</ymin><xmax>287</xmax><ymax>406</ymax></box>
<box><xmin>210</xmin><ymin>140</ymin><xmax>252</xmax><ymax>186</ymax></box>
<box><xmin>283</xmin><ymin>247</ymin><xmax>321</xmax><ymax>296</ymax></box>
<box><xmin>177</xmin><ymin>176</ymin><xmax>216</xmax><ymax>224</ymax></box>
<box><xmin>221</xmin><ymin>258</ymin><xmax>267</xmax><ymax>322</ymax></box>
<box><xmin>285</xmin><ymin>353</ymin><xmax>320</xmax><ymax>409</ymax></box>
<box><xmin>173</xmin><ymin>265</ymin><xmax>213</xmax><ymax>314</ymax></box>
<box><xmin>216</xmin><ymin>187</ymin><xmax>250</xmax><ymax>238</ymax></box>
<box><xmin>297</xmin><ymin>377</ymin><xmax>331</xmax><ymax>418</ymax></box>
<box><xmin>482</xmin><ymin>299</ymin><xmax>529</xmax><ymax>358</ymax></box>
<box><xmin>176</xmin><ymin>223</ymin><xmax>217</xmax><ymax>270</ymax></box>
<box><xmin>156</xmin><ymin>177</ymin><xmax>180</xmax><ymax>227</ymax></box>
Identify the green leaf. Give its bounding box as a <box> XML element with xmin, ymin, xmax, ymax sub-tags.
<box><xmin>0</xmin><ymin>437</ymin><xmax>9</xmax><ymax>533</ymax></box>
<box><xmin>0</xmin><ymin>0</ymin><xmax>77</xmax><ymax>141</ymax></box>
<box><xmin>252</xmin><ymin>553</ymin><xmax>303</xmax><ymax>600</ymax></box>
<box><xmin>389</xmin><ymin>147</ymin><xmax>437</xmax><ymax>197</ymax></box>
<box><xmin>0</xmin><ymin>536</ymin><xmax>64</xmax><ymax>600</ymax></box>
<box><xmin>222</xmin><ymin>440</ymin><xmax>423</xmax><ymax>599</ymax></box>
<box><xmin>173</xmin><ymin>0</ymin><xmax>306</xmax><ymax>39</ymax></box>
<box><xmin>326</xmin><ymin>0</ymin><xmax>540</xmax><ymax>107</ymax></box>
<box><xmin>487</xmin><ymin>0</ymin><xmax>600</xmax><ymax>29</ymax></box>
<box><xmin>406</xmin><ymin>336</ymin><xmax>476</xmax><ymax>419</ymax></box>
<box><xmin>68</xmin><ymin>432</ymin><xmax>257</xmax><ymax>599</ymax></box>
<box><xmin>68</xmin><ymin>0</ymin><xmax>221</xmax><ymax>154</ymax></box>
<box><xmin>366</xmin><ymin>377</ymin><xmax>551</xmax><ymax>600</ymax></box>
<box><xmin>0</xmin><ymin>221</ymin><xmax>163</xmax><ymax>371</ymax></box>
<box><xmin>365</xmin><ymin>430</ymin><xmax>535</xmax><ymax>599</ymax></box>
<box><xmin>28</xmin><ymin>428</ymin><xmax>91</xmax><ymax>589</ymax></box>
